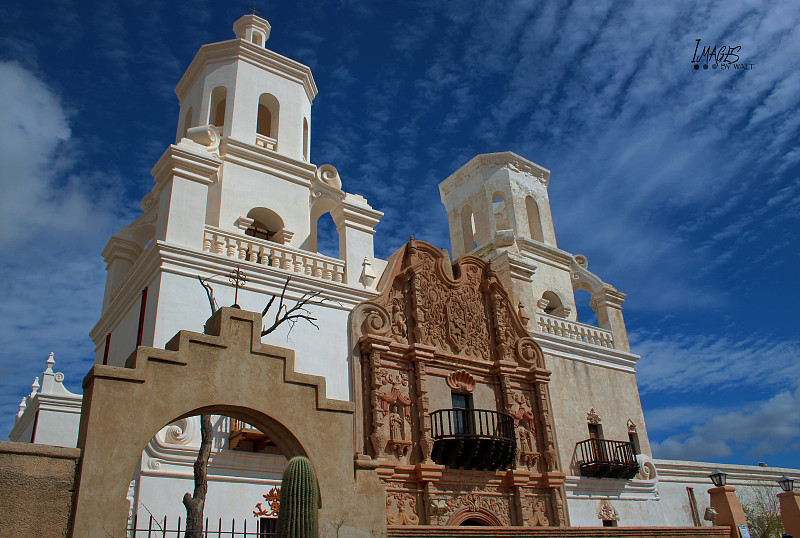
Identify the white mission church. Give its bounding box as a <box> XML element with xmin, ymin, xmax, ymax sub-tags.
<box><xmin>7</xmin><ymin>13</ymin><xmax>799</xmax><ymax>538</ymax></box>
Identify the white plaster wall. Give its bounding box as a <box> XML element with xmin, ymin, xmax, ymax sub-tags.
<box><xmin>229</xmin><ymin>60</ymin><xmax>311</xmax><ymax>160</ymax></box>
<box><xmin>545</xmin><ymin>355</ymin><xmax>651</xmax><ymax>474</ymax></box>
<box><xmin>566</xmin><ymin>497</ymin><xmax>668</xmax><ymax>527</ymax></box>
<box><xmin>151</xmin><ymin>271</ymin><xmax>353</xmax><ymax>401</ymax></box>
<box><xmin>102</xmin><ymin>293</ymin><xmax>145</xmax><ymax>367</ymax></box>
<box><xmin>31</xmin><ymin>407</ymin><xmax>81</xmax><ymax>447</ymax></box>
<box><xmin>135</xmin><ymin>473</ymin><xmax>282</xmax><ymax>530</ymax></box>
<box><xmin>214</xmin><ymin>161</ymin><xmax>312</xmax><ymax>247</ymax></box>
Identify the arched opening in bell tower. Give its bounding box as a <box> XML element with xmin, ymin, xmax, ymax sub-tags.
<box><xmin>461</xmin><ymin>205</ymin><xmax>477</xmax><ymax>253</ymax></box>
<box><xmin>525</xmin><ymin>196</ymin><xmax>544</xmax><ymax>242</ymax></box>
<box><xmin>492</xmin><ymin>192</ymin><xmax>511</xmax><ymax>231</ymax></box>
<box><xmin>303</xmin><ymin>118</ymin><xmax>309</xmax><ymax>161</ymax></box>
<box><xmin>256</xmin><ymin>93</ymin><xmax>279</xmax><ymax>146</ymax></box>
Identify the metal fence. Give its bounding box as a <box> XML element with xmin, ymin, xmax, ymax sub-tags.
<box><xmin>128</xmin><ymin>515</ymin><xmax>277</xmax><ymax>537</ymax></box>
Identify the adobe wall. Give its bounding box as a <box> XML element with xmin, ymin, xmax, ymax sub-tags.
<box><xmin>0</xmin><ymin>441</ymin><xmax>80</xmax><ymax>538</ymax></box>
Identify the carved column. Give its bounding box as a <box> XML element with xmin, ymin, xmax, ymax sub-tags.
<box><xmin>408</xmin><ymin>344</ymin><xmax>435</xmax><ymax>464</ymax></box>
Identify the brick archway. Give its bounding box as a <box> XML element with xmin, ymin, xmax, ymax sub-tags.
<box><xmin>71</xmin><ymin>307</ymin><xmax>384</xmax><ymax>537</ymax></box>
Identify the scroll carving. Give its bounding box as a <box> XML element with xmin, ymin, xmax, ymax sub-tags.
<box><xmin>444</xmin><ymin>491</ymin><xmax>510</xmax><ymax>526</ymax></box>
<box><xmin>516</xmin><ymin>337</ymin><xmax>543</xmax><ymax>368</ymax></box>
<box><xmin>387</xmin><ymin>492</ymin><xmax>420</xmax><ymax>525</ymax></box>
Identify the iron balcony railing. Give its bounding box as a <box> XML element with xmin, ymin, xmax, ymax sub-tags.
<box><xmin>576</xmin><ymin>438</ymin><xmax>639</xmax><ymax>479</ymax></box>
<box><xmin>429</xmin><ymin>409</ymin><xmax>516</xmax><ymax>471</ymax></box>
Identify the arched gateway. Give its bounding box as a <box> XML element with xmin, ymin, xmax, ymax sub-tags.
<box><xmin>71</xmin><ymin>307</ymin><xmax>384</xmax><ymax>537</ymax></box>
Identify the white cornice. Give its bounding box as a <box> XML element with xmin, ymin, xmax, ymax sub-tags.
<box><xmin>151</xmin><ymin>144</ymin><xmax>221</xmax><ymax>186</ymax></box>
<box><xmin>439</xmin><ymin>151</ymin><xmax>551</xmax><ymax>199</ymax></box>
<box><xmin>220</xmin><ymin>137</ymin><xmax>316</xmax><ymax>187</ymax></box>
<box><xmin>654</xmin><ymin>459</ymin><xmax>800</xmax><ymax>485</ymax></box>
<box><xmin>175</xmin><ymin>39</ymin><xmax>317</xmax><ymax>103</ymax></box>
<box><xmin>516</xmin><ymin>238</ymin><xmax>573</xmax><ymax>270</ymax></box>
<box><xmin>564</xmin><ymin>475</ymin><xmax>659</xmax><ymax>500</ymax></box>
<box><xmin>534</xmin><ymin>330</ymin><xmax>640</xmax><ymax>373</ymax></box>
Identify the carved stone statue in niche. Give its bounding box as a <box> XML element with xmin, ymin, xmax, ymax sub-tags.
<box><xmin>375</xmin><ymin>370</ymin><xmax>413</xmax><ymax>459</ymax></box>
<box><xmin>510</xmin><ymin>392</ymin><xmax>539</xmax><ymax>468</ymax></box>
<box><xmin>388</xmin><ymin>281</ymin><xmax>408</xmax><ymax>344</ymax></box>
<box><xmin>523</xmin><ymin>496</ymin><xmax>550</xmax><ymax>526</ymax></box>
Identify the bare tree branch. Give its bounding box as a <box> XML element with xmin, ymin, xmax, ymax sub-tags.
<box><xmin>183</xmin><ymin>414</ymin><xmax>213</xmax><ymax>537</ymax></box>
<box><xmin>197</xmin><ymin>276</ymin><xmax>219</xmax><ymax>315</ymax></box>
<box><xmin>261</xmin><ymin>279</ymin><xmax>327</xmax><ymax>336</ymax></box>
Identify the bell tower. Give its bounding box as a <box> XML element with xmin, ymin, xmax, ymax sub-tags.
<box><xmin>93</xmin><ymin>14</ymin><xmax>383</xmax><ymax>395</ymax></box>
<box><xmin>174</xmin><ymin>14</ymin><xmax>313</xmax><ymax>162</ymax></box>
<box><xmin>439</xmin><ymin>152</ymin><xmax>576</xmax><ymax>323</ymax></box>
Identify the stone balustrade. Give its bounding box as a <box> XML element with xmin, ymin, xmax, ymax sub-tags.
<box><xmin>203</xmin><ymin>226</ymin><xmax>346</xmax><ymax>283</ymax></box>
<box><xmin>535</xmin><ymin>312</ymin><xmax>614</xmax><ymax>348</ymax></box>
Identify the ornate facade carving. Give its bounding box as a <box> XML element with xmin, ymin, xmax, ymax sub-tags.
<box><xmin>386</xmin><ymin>491</ymin><xmax>420</xmax><ymax>525</ymax></box>
<box><xmin>445</xmin><ymin>370</ymin><xmax>475</xmax><ymax>393</ymax></box>
<box><xmin>597</xmin><ymin>499</ymin><xmax>620</xmax><ymax>521</ymax></box>
<box><xmin>253</xmin><ymin>486</ymin><xmax>280</xmax><ymax>517</ymax></box>
<box><xmin>523</xmin><ymin>495</ymin><xmax>550</xmax><ymax>526</ymax></box>
<box><xmin>627</xmin><ymin>418</ymin><xmax>637</xmax><ymax>432</ymax></box>
<box><xmin>587</xmin><ymin>408</ymin><xmax>601</xmax><ymax>425</ymax></box>
<box><xmin>353</xmin><ymin>239</ymin><xmax>563</xmax><ymax>529</ymax></box>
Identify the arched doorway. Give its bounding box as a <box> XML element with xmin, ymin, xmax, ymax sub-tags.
<box><xmin>70</xmin><ymin>307</ymin><xmax>385</xmax><ymax>536</ymax></box>
<box><xmin>448</xmin><ymin>508</ymin><xmax>504</xmax><ymax>526</ymax></box>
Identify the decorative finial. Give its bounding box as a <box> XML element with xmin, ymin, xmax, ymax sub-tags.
<box><xmin>30</xmin><ymin>377</ymin><xmax>40</xmax><ymax>398</ymax></box>
<box><xmin>17</xmin><ymin>397</ymin><xmax>27</xmax><ymax>419</ymax></box>
<box><xmin>229</xmin><ymin>267</ymin><xmax>247</xmax><ymax>308</ymax></box>
<box><xmin>248</xmin><ymin>3</ymin><xmax>260</xmax><ymax>16</ymax></box>
<box><xmin>409</xmin><ymin>235</ymin><xmax>414</xmax><ymax>241</ymax></box>
<box><xmin>45</xmin><ymin>352</ymin><xmax>55</xmax><ymax>373</ymax></box>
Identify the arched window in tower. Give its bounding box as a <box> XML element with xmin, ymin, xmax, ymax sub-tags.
<box><xmin>245</xmin><ymin>207</ymin><xmax>285</xmax><ymax>243</ymax></box>
<box><xmin>525</xmin><ymin>196</ymin><xmax>544</xmax><ymax>242</ymax></box>
<box><xmin>541</xmin><ymin>291</ymin><xmax>568</xmax><ymax>318</ymax></box>
<box><xmin>305</xmin><ymin>198</ymin><xmax>340</xmax><ymax>258</ymax></box>
<box><xmin>209</xmin><ymin>87</ymin><xmax>227</xmax><ymax>133</ymax></box>
<box><xmin>492</xmin><ymin>192</ymin><xmax>511</xmax><ymax>231</ymax></box>
<box><xmin>302</xmin><ymin>118</ymin><xmax>309</xmax><ymax>162</ymax></box>
<box><xmin>252</xmin><ymin>32</ymin><xmax>263</xmax><ymax>46</ymax></box>
<box><xmin>182</xmin><ymin>107</ymin><xmax>193</xmax><ymax>138</ymax></box>
<box><xmin>461</xmin><ymin>205</ymin><xmax>477</xmax><ymax>253</ymax></box>
<box><xmin>574</xmin><ymin>288</ymin><xmax>598</xmax><ymax>325</ymax></box>
<box><xmin>255</xmin><ymin>93</ymin><xmax>279</xmax><ymax>150</ymax></box>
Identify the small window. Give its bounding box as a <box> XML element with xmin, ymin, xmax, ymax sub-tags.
<box><xmin>602</xmin><ymin>520</ymin><xmax>617</xmax><ymax>527</ymax></box>
<box><xmin>252</xmin><ymin>32</ymin><xmax>263</xmax><ymax>46</ymax></box>
<box><xmin>302</xmin><ymin>118</ymin><xmax>309</xmax><ymax>161</ymax></box>
<box><xmin>526</xmin><ymin>196</ymin><xmax>544</xmax><ymax>242</ymax></box>
<box><xmin>451</xmin><ymin>392</ymin><xmax>472</xmax><ymax>435</ymax></box>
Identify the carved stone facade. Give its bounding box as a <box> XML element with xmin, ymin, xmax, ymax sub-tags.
<box><xmin>353</xmin><ymin>238</ymin><xmax>567</xmax><ymax>528</ymax></box>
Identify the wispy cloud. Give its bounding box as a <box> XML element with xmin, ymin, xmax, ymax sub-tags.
<box><xmin>651</xmin><ymin>386</ymin><xmax>800</xmax><ymax>461</ymax></box>
<box><xmin>633</xmin><ymin>329</ymin><xmax>800</xmax><ymax>394</ymax></box>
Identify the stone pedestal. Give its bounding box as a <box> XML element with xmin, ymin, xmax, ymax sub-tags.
<box><xmin>708</xmin><ymin>486</ymin><xmax>748</xmax><ymax>538</ymax></box>
<box><xmin>778</xmin><ymin>490</ymin><xmax>800</xmax><ymax>538</ymax></box>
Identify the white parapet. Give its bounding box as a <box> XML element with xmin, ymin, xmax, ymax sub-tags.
<box><xmin>535</xmin><ymin>312</ymin><xmax>615</xmax><ymax>348</ymax></box>
<box><xmin>203</xmin><ymin>225</ymin><xmax>346</xmax><ymax>283</ymax></box>
<box><xmin>8</xmin><ymin>352</ymin><xmax>82</xmax><ymax>448</ymax></box>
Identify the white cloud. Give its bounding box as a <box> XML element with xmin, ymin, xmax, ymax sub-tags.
<box><xmin>0</xmin><ymin>62</ymin><xmax>130</xmax><ymax>435</ymax></box>
<box><xmin>651</xmin><ymin>386</ymin><xmax>800</xmax><ymax>460</ymax></box>
<box><xmin>632</xmin><ymin>330</ymin><xmax>800</xmax><ymax>394</ymax></box>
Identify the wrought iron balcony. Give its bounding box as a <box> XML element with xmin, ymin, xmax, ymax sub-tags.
<box><xmin>576</xmin><ymin>438</ymin><xmax>639</xmax><ymax>479</ymax></box>
<box><xmin>430</xmin><ymin>409</ymin><xmax>516</xmax><ymax>471</ymax></box>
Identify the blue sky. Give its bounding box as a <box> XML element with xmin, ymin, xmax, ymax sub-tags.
<box><xmin>1</xmin><ymin>0</ymin><xmax>798</xmax><ymax>468</ymax></box>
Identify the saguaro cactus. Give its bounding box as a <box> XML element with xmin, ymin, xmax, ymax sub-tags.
<box><xmin>276</xmin><ymin>456</ymin><xmax>319</xmax><ymax>537</ymax></box>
